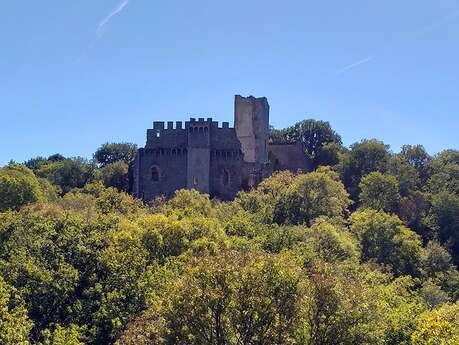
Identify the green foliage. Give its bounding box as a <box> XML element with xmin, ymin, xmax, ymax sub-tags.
<box><xmin>270</xmin><ymin>119</ymin><xmax>342</xmax><ymax>168</ymax></box>
<box><xmin>398</xmin><ymin>191</ymin><xmax>431</xmax><ymax>241</ymax></box>
<box><xmin>425</xmin><ymin>192</ymin><xmax>459</xmax><ymax>265</ymax></box>
<box><xmin>388</xmin><ymin>155</ymin><xmax>420</xmax><ymax>196</ymax></box>
<box><xmin>299</xmin><ymin>218</ymin><xmax>359</xmax><ymax>263</ymax></box>
<box><xmin>236</xmin><ymin>170</ymin><xmax>296</xmax><ymax>223</ymax></box>
<box><xmin>350</xmin><ymin>209</ymin><xmax>422</xmax><ymax>276</ymax></box>
<box><xmin>425</xmin><ymin>149</ymin><xmax>459</xmax><ymax>195</ymax></box>
<box><xmin>340</xmin><ymin>139</ymin><xmax>391</xmax><ymax>200</ymax></box>
<box><xmin>315</xmin><ymin>142</ymin><xmax>343</xmax><ymax>167</ymax></box>
<box><xmin>359</xmin><ymin>171</ymin><xmax>400</xmax><ymax>212</ymax></box>
<box><xmin>273</xmin><ymin>171</ymin><xmax>350</xmax><ymax>225</ymax></box>
<box><xmin>419</xmin><ymin>280</ymin><xmax>450</xmax><ymax>308</ymax></box>
<box><xmin>1</xmin><ymin>134</ymin><xmax>458</xmax><ymax>345</ymax></box>
<box><xmin>411</xmin><ymin>301</ymin><xmax>459</xmax><ymax>345</ymax></box>
<box><xmin>421</xmin><ymin>241</ymin><xmax>455</xmax><ymax>279</ymax></box>
<box><xmin>95</xmin><ymin>187</ymin><xmax>143</xmax><ymax>215</ymax></box>
<box><xmin>24</xmin><ymin>156</ymin><xmax>48</xmax><ymax>171</ymax></box>
<box><xmin>98</xmin><ymin>161</ymin><xmax>129</xmax><ymax>191</ymax></box>
<box><xmin>399</xmin><ymin>144</ymin><xmax>431</xmax><ymax>183</ymax></box>
<box><xmin>118</xmin><ymin>251</ymin><xmax>306</xmax><ymax>345</ymax></box>
<box><xmin>41</xmin><ymin>324</ymin><xmax>86</xmax><ymax>345</ymax></box>
<box><xmin>0</xmin><ymin>276</ymin><xmax>34</xmax><ymax>345</ymax></box>
<box><xmin>164</xmin><ymin>189</ymin><xmax>212</xmax><ymax>218</ymax></box>
<box><xmin>47</xmin><ymin>154</ymin><xmax>66</xmax><ymax>162</ymax></box>
<box><xmin>37</xmin><ymin>157</ymin><xmax>95</xmax><ymax>194</ymax></box>
<box><xmin>0</xmin><ymin>163</ymin><xmax>44</xmax><ymax>211</ymax></box>
<box><xmin>94</xmin><ymin>142</ymin><xmax>137</xmax><ymax>167</ymax></box>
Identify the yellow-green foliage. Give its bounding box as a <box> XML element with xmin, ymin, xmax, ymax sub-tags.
<box><xmin>0</xmin><ymin>165</ymin><xmax>458</xmax><ymax>345</ymax></box>
<box><xmin>0</xmin><ymin>164</ymin><xmax>44</xmax><ymax>211</ymax></box>
<box><xmin>273</xmin><ymin>170</ymin><xmax>351</xmax><ymax>225</ymax></box>
<box><xmin>411</xmin><ymin>301</ymin><xmax>459</xmax><ymax>345</ymax></box>
<box><xmin>0</xmin><ymin>276</ymin><xmax>34</xmax><ymax>345</ymax></box>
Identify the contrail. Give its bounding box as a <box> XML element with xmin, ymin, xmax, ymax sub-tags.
<box><xmin>75</xmin><ymin>0</ymin><xmax>131</xmax><ymax>63</ymax></box>
<box><xmin>97</xmin><ymin>0</ymin><xmax>131</xmax><ymax>38</ymax></box>
<box><xmin>329</xmin><ymin>56</ymin><xmax>374</xmax><ymax>78</ymax></box>
<box><xmin>327</xmin><ymin>8</ymin><xmax>459</xmax><ymax>79</ymax></box>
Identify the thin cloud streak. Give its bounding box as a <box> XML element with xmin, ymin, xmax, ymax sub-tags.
<box><xmin>326</xmin><ymin>8</ymin><xmax>458</xmax><ymax>79</ymax></box>
<box><xmin>75</xmin><ymin>0</ymin><xmax>131</xmax><ymax>64</ymax></box>
<box><xmin>97</xmin><ymin>0</ymin><xmax>130</xmax><ymax>38</ymax></box>
<box><xmin>328</xmin><ymin>56</ymin><xmax>374</xmax><ymax>79</ymax></box>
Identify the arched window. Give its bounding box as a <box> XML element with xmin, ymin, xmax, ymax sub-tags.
<box><xmin>222</xmin><ymin>169</ymin><xmax>230</xmax><ymax>186</ymax></box>
<box><xmin>151</xmin><ymin>166</ymin><xmax>160</xmax><ymax>182</ymax></box>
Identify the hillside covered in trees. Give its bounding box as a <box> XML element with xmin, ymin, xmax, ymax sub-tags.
<box><xmin>0</xmin><ymin>120</ymin><xmax>458</xmax><ymax>345</ymax></box>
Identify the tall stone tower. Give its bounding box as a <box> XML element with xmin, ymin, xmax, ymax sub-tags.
<box><xmin>234</xmin><ymin>95</ymin><xmax>270</xmax><ymax>164</ymax></box>
<box><xmin>186</xmin><ymin>118</ymin><xmax>211</xmax><ymax>194</ymax></box>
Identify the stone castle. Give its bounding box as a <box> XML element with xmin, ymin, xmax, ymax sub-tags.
<box><xmin>132</xmin><ymin>95</ymin><xmax>310</xmax><ymax>201</ymax></box>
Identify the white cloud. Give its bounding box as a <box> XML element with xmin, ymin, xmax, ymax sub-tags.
<box><xmin>97</xmin><ymin>0</ymin><xmax>131</xmax><ymax>38</ymax></box>
<box><xmin>329</xmin><ymin>56</ymin><xmax>374</xmax><ymax>78</ymax></box>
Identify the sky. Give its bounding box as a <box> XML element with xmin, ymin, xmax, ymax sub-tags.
<box><xmin>1</xmin><ymin>0</ymin><xmax>458</xmax><ymax>165</ymax></box>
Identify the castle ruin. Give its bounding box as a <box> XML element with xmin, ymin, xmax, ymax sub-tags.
<box><xmin>132</xmin><ymin>95</ymin><xmax>310</xmax><ymax>201</ymax></box>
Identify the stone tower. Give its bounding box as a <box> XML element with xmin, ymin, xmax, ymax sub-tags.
<box><xmin>131</xmin><ymin>95</ymin><xmax>310</xmax><ymax>202</ymax></box>
<box><xmin>234</xmin><ymin>95</ymin><xmax>270</xmax><ymax>164</ymax></box>
<box><xmin>186</xmin><ymin>118</ymin><xmax>211</xmax><ymax>194</ymax></box>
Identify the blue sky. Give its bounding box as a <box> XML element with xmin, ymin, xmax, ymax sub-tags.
<box><xmin>1</xmin><ymin>0</ymin><xmax>458</xmax><ymax>165</ymax></box>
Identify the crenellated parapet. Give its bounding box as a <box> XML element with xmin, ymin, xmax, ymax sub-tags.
<box><xmin>146</xmin><ymin>117</ymin><xmax>241</xmax><ymax>149</ymax></box>
<box><xmin>131</xmin><ymin>95</ymin><xmax>299</xmax><ymax>202</ymax></box>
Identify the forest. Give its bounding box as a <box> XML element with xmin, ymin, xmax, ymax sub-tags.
<box><xmin>0</xmin><ymin>119</ymin><xmax>458</xmax><ymax>345</ymax></box>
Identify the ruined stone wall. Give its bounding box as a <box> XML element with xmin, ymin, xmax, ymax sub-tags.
<box><xmin>132</xmin><ymin>95</ymin><xmax>289</xmax><ymax>201</ymax></box>
<box><xmin>234</xmin><ymin>95</ymin><xmax>269</xmax><ymax>164</ymax></box>
<box><xmin>268</xmin><ymin>142</ymin><xmax>311</xmax><ymax>173</ymax></box>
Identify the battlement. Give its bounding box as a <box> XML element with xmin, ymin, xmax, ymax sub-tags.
<box><xmin>153</xmin><ymin>121</ymin><xmax>186</xmax><ymax>130</ymax></box>
<box><xmin>146</xmin><ymin>117</ymin><xmax>238</xmax><ymax>149</ymax></box>
<box><xmin>150</xmin><ymin>118</ymin><xmax>235</xmax><ymax>132</ymax></box>
<box><xmin>132</xmin><ymin>95</ymin><xmax>311</xmax><ymax>203</ymax></box>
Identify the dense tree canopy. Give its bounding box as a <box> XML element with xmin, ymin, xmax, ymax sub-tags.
<box><xmin>0</xmin><ymin>164</ymin><xmax>44</xmax><ymax>211</ymax></box>
<box><xmin>359</xmin><ymin>171</ymin><xmax>400</xmax><ymax>213</ymax></box>
<box><xmin>270</xmin><ymin>119</ymin><xmax>342</xmax><ymax>168</ymax></box>
<box><xmin>0</xmin><ymin>123</ymin><xmax>457</xmax><ymax>344</ymax></box>
<box><xmin>273</xmin><ymin>170</ymin><xmax>350</xmax><ymax>225</ymax></box>
<box><xmin>94</xmin><ymin>143</ymin><xmax>137</xmax><ymax>167</ymax></box>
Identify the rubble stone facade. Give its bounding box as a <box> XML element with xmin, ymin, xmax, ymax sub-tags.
<box><xmin>132</xmin><ymin>95</ymin><xmax>310</xmax><ymax>201</ymax></box>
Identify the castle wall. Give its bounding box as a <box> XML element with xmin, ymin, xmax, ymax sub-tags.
<box><xmin>208</xmin><ymin>122</ymin><xmax>245</xmax><ymax>199</ymax></box>
<box><xmin>132</xmin><ymin>95</ymin><xmax>311</xmax><ymax>202</ymax></box>
<box><xmin>234</xmin><ymin>95</ymin><xmax>269</xmax><ymax>164</ymax></box>
<box><xmin>135</xmin><ymin>121</ymin><xmax>189</xmax><ymax>201</ymax></box>
<box><xmin>268</xmin><ymin>142</ymin><xmax>311</xmax><ymax>173</ymax></box>
<box><xmin>136</xmin><ymin>147</ymin><xmax>188</xmax><ymax>200</ymax></box>
<box><xmin>186</xmin><ymin>118</ymin><xmax>211</xmax><ymax>194</ymax></box>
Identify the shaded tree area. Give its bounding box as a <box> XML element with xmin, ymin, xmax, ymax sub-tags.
<box><xmin>272</xmin><ymin>120</ymin><xmax>459</xmax><ymax>266</ymax></box>
<box><xmin>270</xmin><ymin>119</ymin><xmax>342</xmax><ymax>168</ymax></box>
<box><xmin>23</xmin><ymin>142</ymin><xmax>137</xmax><ymax>194</ymax></box>
<box><xmin>0</xmin><ymin>123</ymin><xmax>457</xmax><ymax>344</ymax></box>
